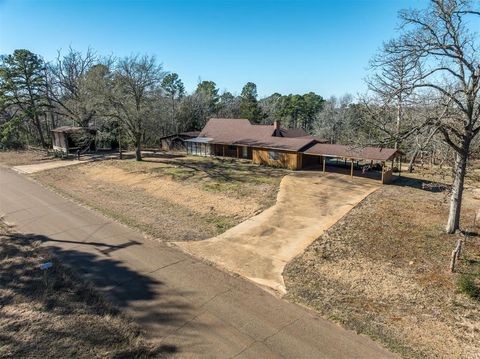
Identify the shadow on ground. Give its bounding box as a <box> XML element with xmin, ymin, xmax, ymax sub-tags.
<box><xmin>391</xmin><ymin>176</ymin><xmax>451</xmax><ymax>192</ymax></box>
<box><xmin>0</xmin><ymin>231</ymin><xmax>200</xmax><ymax>357</ymax></box>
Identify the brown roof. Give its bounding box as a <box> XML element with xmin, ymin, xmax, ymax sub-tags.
<box><xmin>304</xmin><ymin>143</ymin><xmax>402</xmax><ymax>161</ymax></box>
<box><xmin>296</xmin><ymin>135</ymin><xmax>329</xmax><ymax>143</ymax></box>
<box><xmin>198</xmin><ymin>118</ymin><xmax>316</xmax><ymax>151</ymax></box>
<box><xmin>280</xmin><ymin>128</ymin><xmax>308</xmax><ymax>137</ymax></box>
<box><xmin>52</xmin><ymin>126</ymin><xmax>96</xmax><ymax>134</ymax></box>
<box><xmin>179</xmin><ymin>131</ymin><xmax>200</xmax><ymax>137</ymax></box>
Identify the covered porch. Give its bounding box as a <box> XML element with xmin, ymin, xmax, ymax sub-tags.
<box><xmin>185</xmin><ymin>137</ymin><xmax>252</xmax><ymax>160</ymax></box>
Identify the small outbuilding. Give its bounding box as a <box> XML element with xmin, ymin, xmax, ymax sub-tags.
<box><xmin>159</xmin><ymin>131</ymin><xmax>200</xmax><ymax>151</ymax></box>
<box><xmin>51</xmin><ymin>126</ymin><xmax>97</xmax><ymax>155</ymax></box>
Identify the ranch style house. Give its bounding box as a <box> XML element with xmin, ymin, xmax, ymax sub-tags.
<box><xmin>183</xmin><ymin>118</ymin><xmax>403</xmax><ymax>183</ymax></box>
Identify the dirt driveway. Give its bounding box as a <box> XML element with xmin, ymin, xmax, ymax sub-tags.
<box><xmin>176</xmin><ymin>173</ymin><xmax>380</xmax><ymax>294</ymax></box>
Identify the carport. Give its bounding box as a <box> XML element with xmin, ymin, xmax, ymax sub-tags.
<box><xmin>302</xmin><ymin>143</ymin><xmax>403</xmax><ymax>184</ymax></box>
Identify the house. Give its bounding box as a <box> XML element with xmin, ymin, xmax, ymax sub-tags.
<box><xmin>185</xmin><ymin>118</ymin><xmax>403</xmax><ymax>183</ymax></box>
<box><xmin>51</xmin><ymin>126</ymin><xmax>97</xmax><ymax>155</ymax></box>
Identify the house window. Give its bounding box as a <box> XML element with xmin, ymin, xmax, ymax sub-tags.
<box><xmin>228</xmin><ymin>145</ymin><xmax>236</xmax><ymax>151</ymax></box>
<box><xmin>268</xmin><ymin>150</ymin><xmax>279</xmax><ymax>160</ymax></box>
<box><xmin>242</xmin><ymin>146</ymin><xmax>248</xmax><ymax>158</ymax></box>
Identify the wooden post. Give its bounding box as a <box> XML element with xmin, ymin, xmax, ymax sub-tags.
<box><xmin>222</xmin><ymin>145</ymin><xmax>225</xmax><ymax>157</ymax></box>
<box><xmin>381</xmin><ymin>162</ymin><xmax>385</xmax><ymax>184</ymax></box>
<box><xmin>350</xmin><ymin>159</ymin><xmax>354</xmax><ymax>177</ymax></box>
<box><xmin>398</xmin><ymin>156</ymin><xmax>402</xmax><ymax>176</ymax></box>
<box><xmin>450</xmin><ymin>239</ymin><xmax>462</xmax><ymax>272</ymax></box>
<box><xmin>322</xmin><ymin>156</ymin><xmax>326</xmax><ymax>172</ymax></box>
<box><xmin>237</xmin><ymin>146</ymin><xmax>240</xmax><ymax>158</ymax></box>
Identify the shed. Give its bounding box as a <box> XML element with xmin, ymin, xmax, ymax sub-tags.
<box><xmin>159</xmin><ymin>131</ymin><xmax>200</xmax><ymax>151</ymax></box>
<box><xmin>51</xmin><ymin>126</ymin><xmax>97</xmax><ymax>155</ymax></box>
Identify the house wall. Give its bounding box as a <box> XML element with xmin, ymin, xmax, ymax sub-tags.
<box><xmin>52</xmin><ymin>132</ymin><xmax>68</xmax><ymax>153</ymax></box>
<box><xmin>211</xmin><ymin>144</ymin><xmax>252</xmax><ymax>159</ymax></box>
<box><xmin>186</xmin><ymin>142</ymin><xmax>211</xmax><ymax>156</ymax></box>
<box><xmin>252</xmin><ymin>148</ymin><xmax>301</xmax><ymax>170</ymax></box>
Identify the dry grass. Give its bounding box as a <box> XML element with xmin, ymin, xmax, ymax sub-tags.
<box><xmin>0</xmin><ymin>150</ymin><xmax>56</xmax><ymax>166</ymax></box>
<box><xmin>284</xmin><ymin>176</ymin><xmax>480</xmax><ymax>358</ymax></box>
<box><xmin>0</xmin><ymin>220</ymin><xmax>163</xmax><ymax>358</ymax></box>
<box><xmin>32</xmin><ymin>153</ymin><xmax>287</xmax><ymax>241</ymax></box>
<box><xmin>404</xmin><ymin>159</ymin><xmax>480</xmax><ymax>189</ymax></box>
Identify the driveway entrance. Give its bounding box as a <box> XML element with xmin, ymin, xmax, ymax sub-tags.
<box><xmin>176</xmin><ymin>173</ymin><xmax>379</xmax><ymax>294</ymax></box>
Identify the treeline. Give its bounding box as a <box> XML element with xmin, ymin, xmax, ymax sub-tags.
<box><xmin>1</xmin><ymin>47</ymin><xmax>399</xmax><ymax>161</ymax></box>
<box><xmin>0</xmin><ymin>49</ymin><xmax>326</xmax><ymax>154</ymax></box>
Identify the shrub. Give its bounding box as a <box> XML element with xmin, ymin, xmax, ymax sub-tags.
<box><xmin>458</xmin><ymin>275</ymin><xmax>480</xmax><ymax>301</ymax></box>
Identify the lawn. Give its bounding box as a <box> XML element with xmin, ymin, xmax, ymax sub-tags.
<box><xmin>32</xmin><ymin>152</ymin><xmax>288</xmax><ymax>241</ymax></box>
<box><xmin>0</xmin><ymin>149</ymin><xmax>56</xmax><ymax>166</ymax></box>
<box><xmin>284</xmin><ymin>175</ymin><xmax>480</xmax><ymax>358</ymax></box>
<box><xmin>0</xmin><ymin>220</ymin><xmax>160</xmax><ymax>358</ymax></box>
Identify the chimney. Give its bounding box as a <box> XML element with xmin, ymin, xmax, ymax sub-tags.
<box><xmin>273</xmin><ymin>120</ymin><xmax>281</xmax><ymax>136</ymax></box>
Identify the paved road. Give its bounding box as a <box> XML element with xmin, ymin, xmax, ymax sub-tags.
<box><xmin>0</xmin><ymin>166</ymin><xmax>397</xmax><ymax>358</ymax></box>
<box><xmin>178</xmin><ymin>173</ymin><xmax>379</xmax><ymax>294</ymax></box>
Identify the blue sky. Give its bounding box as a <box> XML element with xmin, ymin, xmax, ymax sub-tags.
<box><xmin>0</xmin><ymin>0</ymin><xmax>428</xmax><ymax>98</ymax></box>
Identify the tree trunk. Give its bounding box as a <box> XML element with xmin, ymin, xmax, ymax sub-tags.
<box><xmin>407</xmin><ymin>149</ymin><xmax>419</xmax><ymax>173</ymax></box>
<box><xmin>135</xmin><ymin>133</ymin><xmax>142</xmax><ymax>161</ymax></box>
<box><xmin>33</xmin><ymin>114</ymin><xmax>46</xmax><ymax>148</ymax></box>
<box><xmin>395</xmin><ymin>97</ymin><xmax>402</xmax><ymax>149</ymax></box>
<box><xmin>446</xmin><ymin>150</ymin><xmax>468</xmax><ymax>234</ymax></box>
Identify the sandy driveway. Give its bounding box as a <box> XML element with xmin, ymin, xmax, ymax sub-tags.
<box><xmin>176</xmin><ymin>173</ymin><xmax>380</xmax><ymax>294</ymax></box>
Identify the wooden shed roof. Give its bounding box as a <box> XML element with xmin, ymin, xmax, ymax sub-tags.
<box><xmin>52</xmin><ymin>126</ymin><xmax>96</xmax><ymax>134</ymax></box>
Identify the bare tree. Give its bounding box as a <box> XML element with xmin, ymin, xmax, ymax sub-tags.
<box><xmin>314</xmin><ymin>95</ymin><xmax>357</xmax><ymax>144</ymax></box>
<box><xmin>48</xmin><ymin>48</ymin><xmax>100</xmax><ymax>127</ymax></box>
<box><xmin>367</xmin><ymin>41</ymin><xmax>420</xmax><ymax>149</ymax></box>
<box><xmin>110</xmin><ymin>54</ymin><xmax>165</xmax><ymax>161</ymax></box>
<box><xmin>375</xmin><ymin>0</ymin><xmax>479</xmax><ymax>233</ymax></box>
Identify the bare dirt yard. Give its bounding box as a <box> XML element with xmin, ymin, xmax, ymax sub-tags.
<box><xmin>0</xmin><ymin>220</ymin><xmax>161</xmax><ymax>358</ymax></box>
<box><xmin>284</xmin><ymin>173</ymin><xmax>480</xmax><ymax>359</ymax></box>
<box><xmin>32</xmin><ymin>153</ymin><xmax>287</xmax><ymax>241</ymax></box>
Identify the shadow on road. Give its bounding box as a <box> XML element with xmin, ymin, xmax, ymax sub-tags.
<box><xmin>0</xmin><ymin>230</ymin><xmax>202</xmax><ymax>357</ymax></box>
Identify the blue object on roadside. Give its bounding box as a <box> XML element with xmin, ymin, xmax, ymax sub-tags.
<box><xmin>39</xmin><ymin>262</ymin><xmax>53</xmax><ymax>270</ymax></box>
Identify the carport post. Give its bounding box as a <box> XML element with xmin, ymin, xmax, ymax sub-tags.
<box><xmin>381</xmin><ymin>161</ymin><xmax>385</xmax><ymax>183</ymax></box>
<box><xmin>350</xmin><ymin>159</ymin><xmax>354</xmax><ymax>177</ymax></box>
<box><xmin>322</xmin><ymin>156</ymin><xmax>326</xmax><ymax>172</ymax></box>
